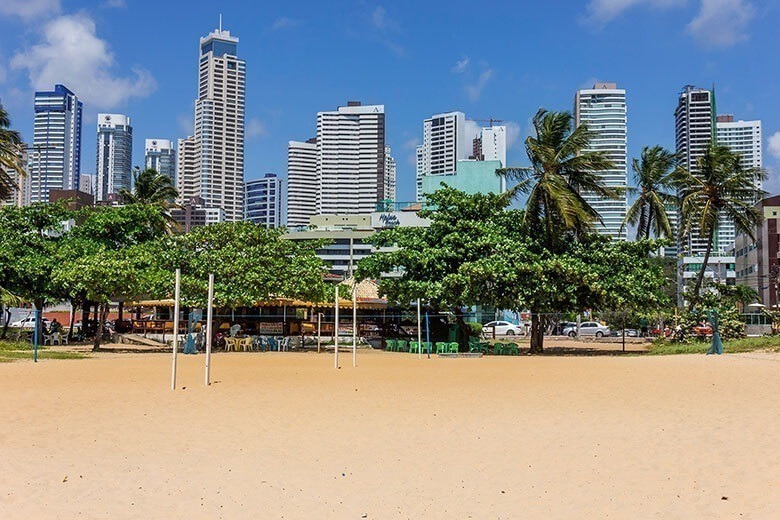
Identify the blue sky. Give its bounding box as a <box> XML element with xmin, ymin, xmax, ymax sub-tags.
<box><xmin>2</xmin><ymin>0</ymin><xmax>780</xmax><ymax>202</ymax></box>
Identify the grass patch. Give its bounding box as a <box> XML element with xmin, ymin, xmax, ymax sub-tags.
<box><xmin>647</xmin><ymin>335</ymin><xmax>780</xmax><ymax>355</ymax></box>
<box><xmin>0</xmin><ymin>339</ymin><xmax>86</xmax><ymax>362</ymax></box>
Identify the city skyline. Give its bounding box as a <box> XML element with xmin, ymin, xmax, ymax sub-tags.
<box><xmin>1</xmin><ymin>1</ymin><xmax>779</xmax><ymax>205</ymax></box>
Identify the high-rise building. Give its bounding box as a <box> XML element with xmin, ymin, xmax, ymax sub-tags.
<box><xmin>177</xmin><ymin>136</ymin><xmax>199</xmax><ymax>202</ymax></box>
<box><xmin>416</xmin><ymin>111</ymin><xmax>468</xmax><ymax>201</ymax></box>
<box><xmin>95</xmin><ymin>113</ymin><xmax>132</xmax><ymax>202</ymax></box>
<box><xmin>244</xmin><ymin>173</ymin><xmax>284</xmax><ymax>228</ymax></box>
<box><xmin>286</xmin><ymin>139</ymin><xmax>318</xmax><ymax>227</ymax></box>
<box><xmin>574</xmin><ymin>82</ymin><xmax>627</xmax><ymax>239</ymax></box>
<box><xmin>477</xmin><ymin>126</ymin><xmax>507</xmax><ymax>167</ymax></box>
<box><xmin>79</xmin><ymin>173</ymin><xmax>94</xmax><ymax>195</ymax></box>
<box><xmin>177</xmin><ymin>25</ymin><xmax>246</xmax><ymax>221</ymax></box>
<box><xmin>674</xmin><ymin>85</ymin><xmax>719</xmax><ymax>255</ymax></box>
<box><xmin>145</xmin><ymin>139</ymin><xmax>176</xmax><ymax>183</ymax></box>
<box><xmin>384</xmin><ymin>145</ymin><xmax>396</xmax><ymax>202</ymax></box>
<box><xmin>415</xmin><ymin>145</ymin><xmax>424</xmax><ymax>201</ymax></box>
<box><xmin>316</xmin><ymin>101</ymin><xmax>386</xmax><ymax>215</ymax></box>
<box><xmin>29</xmin><ymin>84</ymin><xmax>82</xmax><ymax>203</ymax></box>
<box><xmin>716</xmin><ymin>115</ymin><xmax>763</xmax><ymax>251</ymax></box>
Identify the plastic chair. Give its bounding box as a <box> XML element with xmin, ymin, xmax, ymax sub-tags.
<box><xmin>386</xmin><ymin>339</ymin><xmax>396</xmax><ymax>351</ymax></box>
<box><xmin>448</xmin><ymin>342</ymin><xmax>459</xmax><ymax>353</ymax></box>
<box><xmin>435</xmin><ymin>341</ymin><xmax>448</xmax><ymax>354</ymax></box>
<box><xmin>421</xmin><ymin>342</ymin><xmax>432</xmax><ymax>354</ymax></box>
<box><xmin>396</xmin><ymin>340</ymin><xmax>408</xmax><ymax>352</ymax></box>
<box><xmin>409</xmin><ymin>341</ymin><xmax>420</xmax><ymax>353</ymax></box>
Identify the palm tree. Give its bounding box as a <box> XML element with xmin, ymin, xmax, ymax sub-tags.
<box><xmin>0</xmin><ymin>106</ymin><xmax>25</xmax><ymax>201</ymax></box>
<box><xmin>673</xmin><ymin>144</ymin><xmax>766</xmax><ymax>310</ymax></box>
<box><xmin>499</xmin><ymin>108</ymin><xmax>617</xmax><ymax>251</ymax></box>
<box><xmin>622</xmin><ymin>146</ymin><xmax>677</xmax><ymax>240</ymax></box>
<box><xmin>499</xmin><ymin>108</ymin><xmax>617</xmax><ymax>353</ymax></box>
<box><xmin>119</xmin><ymin>167</ymin><xmax>178</xmax><ymax>204</ymax></box>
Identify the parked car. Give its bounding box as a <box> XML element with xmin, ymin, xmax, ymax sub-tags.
<box><xmin>552</xmin><ymin>321</ymin><xmax>578</xmax><ymax>335</ymax></box>
<box><xmin>482</xmin><ymin>320</ymin><xmax>525</xmax><ymax>336</ymax></box>
<box><xmin>563</xmin><ymin>321</ymin><xmax>611</xmax><ymax>338</ymax></box>
<box><xmin>613</xmin><ymin>329</ymin><xmax>638</xmax><ymax>337</ymax></box>
<box><xmin>10</xmin><ymin>316</ymin><xmax>50</xmax><ymax>329</ymax></box>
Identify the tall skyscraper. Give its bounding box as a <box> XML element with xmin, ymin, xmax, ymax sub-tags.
<box><xmin>177</xmin><ymin>136</ymin><xmax>199</xmax><ymax>202</ymax></box>
<box><xmin>145</xmin><ymin>139</ymin><xmax>176</xmax><ymax>182</ymax></box>
<box><xmin>95</xmin><ymin>113</ymin><xmax>132</xmax><ymax>201</ymax></box>
<box><xmin>384</xmin><ymin>145</ymin><xmax>396</xmax><ymax>202</ymax></box>
<box><xmin>30</xmin><ymin>84</ymin><xmax>82</xmax><ymax>203</ymax></box>
<box><xmin>286</xmin><ymin>139</ymin><xmax>318</xmax><ymax>227</ymax></box>
<box><xmin>244</xmin><ymin>174</ymin><xmax>284</xmax><ymax>228</ymax></box>
<box><xmin>177</xmin><ymin>25</ymin><xmax>246</xmax><ymax>221</ymax></box>
<box><xmin>316</xmin><ymin>101</ymin><xmax>386</xmax><ymax>215</ymax></box>
<box><xmin>415</xmin><ymin>145</ymin><xmax>424</xmax><ymax>201</ymax></box>
<box><xmin>476</xmin><ymin>126</ymin><xmax>507</xmax><ymax>166</ymax></box>
<box><xmin>574</xmin><ymin>82</ymin><xmax>627</xmax><ymax>239</ymax></box>
<box><xmin>716</xmin><ymin>115</ymin><xmax>763</xmax><ymax>251</ymax></box>
<box><xmin>416</xmin><ymin>111</ymin><xmax>468</xmax><ymax>201</ymax></box>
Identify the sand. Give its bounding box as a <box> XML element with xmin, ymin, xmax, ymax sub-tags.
<box><xmin>1</xmin><ymin>349</ymin><xmax>779</xmax><ymax>519</ymax></box>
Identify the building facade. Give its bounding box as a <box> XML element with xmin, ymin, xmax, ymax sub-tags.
<box><xmin>244</xmin><ymin>173</ymin><xmax>284</xmax><ymax>228</ymax></box>
<box><xmin>316</xmin><ymin>101</ymin><xmax>386</xmax><ymax>216</ymax></box>
<box><xmin>384</xmin><ymin>145</ymin><xmax>396</xmax><ymax>202</ymax></box>
<box><xmin>95</xmin><ymin>113</ymin><xmax>133</xmax><ymax>202</ymax></box>
<box><xmin>735</xmin><ymin>196</ymin><xmax>780</xmax><ymax>308</ymax></box>
<box><xmin>145</xmin><ymin>139</ymin><xmax>176</xmax><ymax>183</ymax></box>
<box><xmin>30</xmin><ymin>84</ymin><xmax>82</xmax><ymax>203</ymax></box>
<box><xmin>421</xmin><ymin>160</ymin><xmax>505</xmax><ymax>197</ymax></box>
<box><xmin>472</xmin><ymin>125</ymin><xmax>507</xmax><ymax>167</ymax></box>
<box><xmin>170</xmin><ymin>196</ymin><xmax>225</xmax><ymax>232</ymax></box>
<box><xmin>286</xmin><ymin>139</ymin><xmax>318</xmax><ymax>227</ymax></box>
<box><xmin>177</xmin><ymin>26</ymin><xmax>246</xmax><ymax>221</ymax></box>
<box><xmin>574</xmin><ymin>82</ymin><xmax>627</xmax><ymax>239</ymax></box>
<box><xmin>416</xmin><ymin>111</ymin><xmax>468</xmax><ymax>201</ymax></box>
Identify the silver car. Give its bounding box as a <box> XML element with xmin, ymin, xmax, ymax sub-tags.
<box><xmin>563</xmin><ymin>321</ymin><xmax>611</xmax><ymax>338</ymax></box>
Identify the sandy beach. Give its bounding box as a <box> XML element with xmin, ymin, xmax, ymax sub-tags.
<box><xmin>1</xmin><ymin>349</ymin><xmax>779</xmax><ymax>519</ymax></box>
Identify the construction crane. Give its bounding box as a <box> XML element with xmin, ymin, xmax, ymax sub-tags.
<box><xmin>469</xmin><ymin>118</ymin><xmax>505</xmax><ymax>127</ymax></box>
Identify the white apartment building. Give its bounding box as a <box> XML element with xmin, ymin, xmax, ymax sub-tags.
<box><xmin>316</xmin><ymin>102</ymin><xmax>386</xmax><ymax>215</ymax></box>
<box><xmin>177</xmin><ymin>26</ymin><xmax>246</xmax><ymax>221</ymax></box>
<box><xmin>96</xmin><ymin>113</ymin><xmax>133</xmax><ymax>201</ymax></box>
<box><xmin>177</xmin><ymin>136</ymin><xmax>199</xmax><ymax>203</ymax></box>
<box><xmin>477</xmin><ymin>125</ymin><xmax>507</xmax><ymax>167</ymax></box>
<box><xmin>416</xmin><ymin>111</ymin><xmax>468</xmax><ymax>201</ymax></box>
<box><xmin>384</xmin><ymin>145</ymin><xmax>396</xmax><ymax>202</ymax></box>
<box><xmin>145</xmin><ymin>139</ymin><xmax>176</xmax><ymax>183</ymax></box>
<box><xmin>574</xmin><ymin>83</ymin><xmax>627</xmax><ymax>240</ymax></box>
<box><xmin>244</xmin><ymin>173</ymin><xmax>284</xmax><ymax>228</ymax></box>
<box><xmin>78</xmin><ymin>173</ymin><xmax>94</xmax><ymax>196</ymax></box>
<box><xmin>416</xmin><ymin>144</ymin><xmax>424</xmax><ymax>201</ymax></box>
<box><xmin>286</xmin><ymin>139</ymin><xmax>318</xmax><ymax>227</ymax></box>
<box><xmin>30</xmin><ymin>84</ymin><xmax>82</xmax><ymax>203</ymax></box>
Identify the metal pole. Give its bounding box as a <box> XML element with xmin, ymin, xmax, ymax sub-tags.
<box><xmin>352</xmin><ymin>280</ymin><xmax>357</xmax><ymax>368</ymax></box>
<box><xmin>33</xmin><ymin>306</ymin><xmax>39</xmax><ymax>363</ymax></box>
<box><xmin>425</xmin><ymin>310</ymin><xmax>430</xmax><ymax>358</ymax></box>
<box><xmin>417</xmin><ymin>298</ymin><xmax>422</xmax><ymax>360</ymax></box>
<box><xmin>334</xmin><ymin>285</ymin><xmax>339</xmax><ymax>369</ymax></box>
<box><xmin>317</xmin><ymin>312</ymin><xmax>322</xmax><ymax>353</ymax></box>
<box><xmin>205</xmin><ymin>273</ymin><xmax>214</xmax><ymax>386</ymax></box>
<box><xmin>171</xmin><ymin>268</ymin><xmax>181</xmax><ymax>390</ymax></box>
<box><xmin>622</xmin><ymin>312</ymin><xmax>626</xmax><ymax>353</ymax></box>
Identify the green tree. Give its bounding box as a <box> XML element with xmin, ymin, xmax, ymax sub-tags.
<box><xmin>672</xmin><ymin>144</ymin><xmax>766</xmax><ymax>310</ymax></box>
<box><xmin>119</xmin><ymin>167</ymin><xmax>180</xmax><ymax>232</ymax></box>
<box><xmin>0</xmin><ymin>106</ymin><xmax>25</xmax><ymax>201</ymax></box>
<box><xmin>358</xmin><ymin>187</ymin><xmax>512</xmax><ymax>343</ymax></box>
<box><xmin>499</xmin><ymin>108</ymin><xmax>617</xmax><ymax>252</ymax></box>
<box><xmin>136</xmin><ymin>221</ymin><xmax>330</xmax><ymax>308</ymax></box>
<box><xmin>622</xmin><ymin>145</ymin><xmax>677</xmax><ymax>240</ymax></box>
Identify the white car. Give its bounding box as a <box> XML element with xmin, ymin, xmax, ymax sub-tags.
<box><xmin>10</xmin><ymin>317</ymin><xmax>50</xmax><ymax>329</ymax></box>
<box><xmin>564</xmin><ymin>321</ymin><xmax>610</xmax><ymax>338</ymax></box>
<box><xmin>482</xmin><ymin>321</ymin><xmax>525</xmax><ymax>336</ymax></box>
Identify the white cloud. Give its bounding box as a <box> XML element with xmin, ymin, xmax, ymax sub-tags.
<box><xmin>465</xmin><ymin>68</ymin><xmax>493</xmax><ymax>102</ymax></box>
<box><xmin>246</xmin><ymin>118</ymin><xmax>268</xmax><ymax>139</ymax></box>
<box><xmin>464</xmin><ymin>120</ymin><xmax>481</xmax><ymax>145</ymax></box>
<box><xmin>177</xmin><ymin>114</ymin><xmax>193</xmax><ymax>136</ymax></box>
<box><xmin>582</xmin><ymin>0</ymin><xmax>686</xmax><ymax>26</ymax></box>
<box><xmin>11</xmin><ymin>14</ymin><xmax>156</xmax><ymax>110</ymax></box>
<box><xmin>372</xmin><ymin>6</ymin><xmax>387</xmax><ymax>29</ymax></box>
<box><xmin>0</xmin><ymin>0</ymin><xmax>60</xmax><ymax>20</ymax></box>
<box><xmin>686</xmin><ymin>0</ymin><xmax>755</xmax><ymax>48</ymax></box>
<box><xmin>451</xmin><ymin>57</ymin><xmax>470</xmax><ymax>74</ymax></box>
<box><xmin>768</xmin><ymin>131</ymin><xmax>780</xmax><ymax>161</ymax></box>
<box><xmin>271</xmin><ymin>17</ymin><xmax>300</xmax><ymax>30</ymax></box>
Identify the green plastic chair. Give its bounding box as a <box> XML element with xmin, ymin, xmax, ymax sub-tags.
<box><xmin>422</xmin><ymin>341</ymin><xmax>432</xmax><ymax>354</ymax></box>
<box><xmin>435</xmin><ymin>341</ymin><xmax>448</xmax><ymax>354</ymax></box>
<box><xmin>409</xmin><ymin>341</ymin><xmax>419</xmax><ymax>353</ymax></box>
<box><xmin>385</xmin><ymin>339</ymin><xmax>396</xmax><ymax>351</ymax></box>
<box><xmin>448</xmin><ymin>342</ymin><xmax>459</xmax><ymax>353</ymax></box>
<box><xmin>396</xmin><ymin>340</ymin><xmax>408</xmax><ymax>352</ymax></box>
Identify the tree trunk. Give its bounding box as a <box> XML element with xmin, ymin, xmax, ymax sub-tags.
<box><xmin>688</xmin><ymin>228</ymin><xmax>715</xmax><ymax>313</ymax></box>
<box><xmin>34</xmin><ymin>298</ymin><xmax>45</xmax><ymax>346</ymax></box>
<box><xmin>453</xmin><ymin>307</ymin><xmax>470</xmax><ymax>352</ymax></box>
<box><xmin>67</xmin><ymin>299</ymin><xmax>76</xmax><ymax>343</ymax></box>
<box><xmin>529</xmin><ymin>311</ymin><xmax>545</xmax><ymax>354</ymax></box>
<box><xmin>1</xmin><ymin>306</ymin><xmax>10</xmax><ymax>339</ymax></box>
<box><xmin>81</xmin><ymin>300</ymin><xmax>90</xmax><ymax>338</ymax></box>
<box><xmin>93</xmin><ymin>302</ymin><xmax>109</xmax><ymax>352</ymax></box>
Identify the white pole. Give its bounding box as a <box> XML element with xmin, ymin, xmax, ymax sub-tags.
<box><xmin>417</xmin><ymin>298</ymin><xmax>422</xmax><ymax>360</ymax></box>
<box><xmin>317</xmin><ymin>312</ymin><xmax>322</xmax><ymax>354</ymax></box>
<box><xmin>334</xmin><ymin>285</ymin><xmax>339</xmax><ymax>369</ymax></box>
<box><xmin>171</xmin><ymin>268</ymin><xmax>181</xmax><ymax>390</ymax></box>
<box><xmin>352</xmin><ymin>281</ymin><xmax>357</xmax><ymax>368</ymax></box>
<box><xmin>205</xmin><ymin>273</ymin><xmax>214</xmax><ymax>386</ymax></box>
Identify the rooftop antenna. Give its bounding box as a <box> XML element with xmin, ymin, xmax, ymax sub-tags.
<box><xmin>219</xmin><ymin>13</ymin><xmax>222</xmax><ymax>32</ymax></box>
